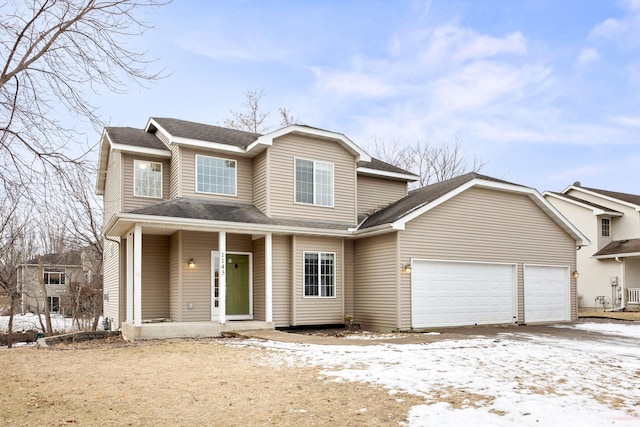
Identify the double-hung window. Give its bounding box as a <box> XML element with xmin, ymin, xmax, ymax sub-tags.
<box><xmin>304</xmin><ymin>252</ymin><xmax>335</xmax><ymax>298</ymax></box>
<box><xmin>295</xmin><ymin>159</ymin><xmax>334</xmax><ymax>207</ymax></box>
<box><xmin>196</xmin><ymin>155</ymin><xmax>237</xmax><ymax>196</ymax></box>
<box><xmin>601</xmin><ymin>218</ymin><xmax>610</xmax><ymax>237</ymax></box>
<box><xmin>134</xmin><ymin>160</ymin><xmax>163</xmax><ymax>198</ymax></box>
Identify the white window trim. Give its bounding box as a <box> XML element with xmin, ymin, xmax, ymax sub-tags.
<box><xmin>195</xmin><ymin>154</ymin><xmax>238</xmax><ymax>197</ymax></box>
<box><xmin>43</xmin><ymin>268</ymin><xmax>66</xmax><ymax>286</ymax></box>
<box><xmin>293</xmin><ymin>157</ymin><xmax>335</xmax><ymax>208</ymax></box>
<box><xmin>133</xmin><ymin>160</ymin><xmax>163</xmax><ymax>199</ymax></box>
<box><xmin>601</xmin><ymin>217</ymin><xmax>611</xmax><ymax>237</ymax></box>
<box><xmin>302</xmin><ymin>251</ymin><xmax>337</xmax><ymax>299</ymax></box>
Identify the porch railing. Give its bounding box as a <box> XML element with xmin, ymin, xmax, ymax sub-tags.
<box><xmin>628</xmin><ymin>288</ymin><xmax>640</xmax><ymax>305</ymax></box>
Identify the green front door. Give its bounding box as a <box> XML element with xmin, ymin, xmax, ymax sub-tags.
<box><xmin>226</xmin><ymin>254</ymin><xmax>250</xmax><ymax>315</ymax></box>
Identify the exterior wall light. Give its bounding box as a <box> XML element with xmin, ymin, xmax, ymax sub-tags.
<box><xmin>401</xmin><ymin>263</ymin><xmax>412</xmax><ymax>274</ymax></box>
<box><xmin>188</xmin><ymin>258</ymin><xmax>196</xmax><ymax>269</ymax></box>
<box><xmin>571</xmin><ymin>271</ymin><xmax>579</xmax><ymax>279</ymax></box>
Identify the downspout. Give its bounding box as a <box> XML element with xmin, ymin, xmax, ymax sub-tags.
<box><xmin>615</xmin><ymin>256</ymin><xmax>625</xmax><ymax>310</ymax></box>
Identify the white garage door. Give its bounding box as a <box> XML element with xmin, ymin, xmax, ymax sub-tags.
<box><xmin>412</xmin><ymin>260</ymin><xmax>516</xmax><ymax>328</ymax></box>
<box><xmin>524</xmin><ymin>265</ymin><xmax>570</xmax><ymax>323</ymax></box>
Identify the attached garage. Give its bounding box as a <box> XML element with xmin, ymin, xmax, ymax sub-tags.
<box><xmin>524</xmin><ymin>265</ymin><xmax>570</xmax><ymax>323</ymax></box>
<box><xmin>411</xmin><ymin>260</ymin><xmax>517</xmax><ymax>328</ymax></box>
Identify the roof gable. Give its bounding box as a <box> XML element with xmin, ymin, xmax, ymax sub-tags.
<box><xmin>543</xmin><ymin>192</ymin><xmax>623</xmax><ymax>216</ymax></box>
<box><xmin>563</xmin><ymin>185</ymin><xmax>640</xmax><ymax>211</ymax></box>
<box><xmin>358</xmin><ymin>172</ymin><xmax>589</xmax><ymax>245</ymax></box>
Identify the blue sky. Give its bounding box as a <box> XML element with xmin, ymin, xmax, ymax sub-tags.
<box><xmin>85</xmin><ymin>0</ymin><xmax>640</xmax><ymax>193</ymax></box>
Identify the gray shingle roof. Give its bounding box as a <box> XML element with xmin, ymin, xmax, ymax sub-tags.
<box><xmin>25</xmin><ymin>251</ymin><xmax>82</xmax><ymax>266</ymax></box>
<box><xmin>151</xmin><ymin>117</ymin><xmax>261</xmax><ymax>147</ymax></box>
<box><xmin>106</xmin><ymin>127</ymin><xmax>169</xmax><ymax>152</ymax></box>
<box><xmin>577</xmin><ymin>186</ymin><xmax>640</xmax><ymax>207</ymax></box>
<box><xmin>357</xmin><ymin>158</ymin><xmax>416</xmax><ymax>177</ymax></box>
<box><xmin>547</xmin><ymin>192</ymin><xmax>622</xmax><ymax>214</ymax></box>
<box><xmin>129</xmin><ymin>198</ymin><xmax>354</xmax><ymax>230</ymax></box>
<box><xmin>593</xmin><ymin>238</ymin><xmax>640</xmax><ymax>257</ymax></box>
<box><xmin>359</xmin><ymin>172</ymin><xmax>521</xmax><ymax>229</ymax></box>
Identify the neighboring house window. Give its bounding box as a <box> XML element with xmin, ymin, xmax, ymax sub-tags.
<box><xmin>196</xmin><ymin>155</ymin><xmax>237</xmax><ymax>196</ymax></box>
<box><xmin>295</xmin><ymin>159</ymin><xmax>334</xmax><ymax>207</ymax></box>
<box><xmin>47</xmin><ymin>296</ymin><xmax>60</xmax><ymax>313</ymax></box>
<box><xmin>134</xmin><ymin>160</ymin><xmax>162</xmax><ymax>198</ymax></box>
<box><xmin>44</xmin><ymin>268</ymin><xmax>65</xmax><ymax>285</ymax></box>
<box><xmin>303</xmin><ymin>252</ymin><xmax>335</xmax><ymax>298</ymax></box>
<box><xmin>601</xmin><ymin>218</ymin><xmax>610</xmax><ymax>237</ymax></box>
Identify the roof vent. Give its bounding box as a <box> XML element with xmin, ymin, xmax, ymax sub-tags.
<box><xmin>573</xmin><ymin>181</ymin><xmax>581</xmax><ymax>187</ymax></box>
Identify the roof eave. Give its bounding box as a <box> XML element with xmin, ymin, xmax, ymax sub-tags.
<box><xmin>105</xmin><ymin>212</ymin><xmax>354</xmax><ymax>238</ymax></box>
<box><xmin>357</xmin><ymin>167</ymin><xmax>419</xmax><ymax>182</ymax></box>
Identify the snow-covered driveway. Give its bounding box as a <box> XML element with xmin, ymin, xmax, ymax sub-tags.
<box><xmin>231</xmin><ymin>322</ymin><xmax>640</xmax><ymax>426</ymax></box>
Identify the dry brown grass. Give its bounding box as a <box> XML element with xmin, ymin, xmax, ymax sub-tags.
<box><xmin>0</xmin><ymin>337</ymin><xmax>423</xmax><ymax>426</ymax></box>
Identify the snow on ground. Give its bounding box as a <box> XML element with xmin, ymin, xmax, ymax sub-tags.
<box><xmin>0</xmin><ymin>313</ymin><xmax>82</xmax><ymax>333</ymax></box>
<box><xmin>229</xmin><ymin>323</ymin><xmax>640</xmax><ymax>426</ymax></box>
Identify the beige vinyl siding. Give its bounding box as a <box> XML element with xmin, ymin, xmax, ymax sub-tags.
<box><xmin>399</xmin><ymin>187</ymin><xmax>577</xmax><ymax>328</ymax></box>
<box><xmin>102</xmin><ymin>238</ymin><xmax>121</xmax><ymax>325</ymax></box>
<box><xmin>103</xmin><ymin>150</ymin><xmax>122</xmax><ymax>226</ymax></box>
<box><xmin>268</xmin><ymin>134</ymin><xmax>357</xmax><ymax>223</ymax></box>
<box><xmin>178</xmin><ymin>231</ymin><xmax>254</xmax><ymax>321</ymax></box>
<box><xmin>272</xmin><ymin>235</ymin><xmax>291</xmax><ymax>327</ymax></box>
<box><xmin>253</xmin><ymin>238</ymin><xmax>265</xmax><ymax>321</ymax></box>
<box><xmin>353</xmin><ymin>232</ymin><xmax>399</xmax><ymax>330</ymax></box>
<box><xmin>357</xmin><ymin>175</ymin><xmax>408</xmax><ymax>215</ymax></box>
<box><xmin>181</xmin><ymin>231</ymin><xmax>215</xmax><ymax>321</ymax></box>
<box><xmin>253</xmin><ymin>151</ymin><xmax>268</xmax><ymax>214</ymax></box>
<box><xmin>343</xmin><ymin>239</ymin><xmax>355</xmax><ymax>316</ymax></box>
<box><xmin>169</xmin><ymin>144</ymin><xmax>181</xmax><ymax>199</ymax></box>
<box><xmin>292</xmin><ymin>235</ymin><xmax>344</xmax><ymax>325</ymax></box>
<box><xmin>141</xmin><ymin>235</ymin><xmax>170</xmax><ymax>319</ymax></box>
<box><xmin>122</xmin><ymin>154</ymin><xmax>170</xmax><ymax>212</ymax></box>
<box><xmin>178</xmin><ymin>148</ymin><xmax>253</xmax><ymax>203</ymax></box>
<box><xmin>169</xmin><ymin>232</ymin><xmax>181</xmax><ymax>320</ymax></box>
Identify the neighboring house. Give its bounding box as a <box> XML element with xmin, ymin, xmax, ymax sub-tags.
<box><xmin>545</xmin><ymin>183</ymin><xmax>640</xmax><ymax>311</ymax></box>
<box><xmin>97</xmin><ymin>118</ymin><xmax>588</xmax><ymax>340</ymax></box>
<box><xmin>17</xmin><ymin>252</ymin><xmax>84</xmax><ymax>315</ymax></box>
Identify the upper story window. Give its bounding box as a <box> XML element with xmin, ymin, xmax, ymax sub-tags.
<box><xmin>601</xmin><ymin>218</ymin><xmax>610</xmax><ymax>237</ymax></box>
<box><xmin>44</xmin><ymin>268</ymin><xmax>65</xmax><ymax>285</ymax></box>
<box><xmin>196</xmin><ymin>155</ymin><xmax>237</xmax><ymax>196</ymax></box>
<box><xmin>134</xmin><ymin>160</ymin><xmax>162</xmax><ymax>198</ymax></box>
<box><xmin>303</xmin><ymin>252</ymin><xmax>335</xmax><ymax>298</ymax></box>
<box><xmin>295</xmin><ymin>158</ymin><xmax>334</xmax><ymax>207</ymax></box>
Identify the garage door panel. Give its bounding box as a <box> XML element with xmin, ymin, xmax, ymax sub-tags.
<box><xmin>412</xmin><ymin>260</ymin><xmax>516</xmax><ymax>328</ymax></box>
<box><xmin>524</xmin><ymin>265</ymin><xmax>569</xmax><ymax>323</ymax></box>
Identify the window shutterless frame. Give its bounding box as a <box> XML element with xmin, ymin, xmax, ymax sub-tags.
<box><xmin>195</xmin><ymin>155</ymin><xmax>238</xmax><ymax>196</ymax></box>
<box><xmin>302</xmin><ymin>251</ymin><xmax>336</xmax><ymax>298</ymax></box>
<box><xmin>133</xmin><ymin>160</ymin><xmax>163</xmax><ymax>199</ymax></box>
<box><xmin>293</xmin><ymin>157</ymin><xmax>334</xmax><ymax>208</ymax></box>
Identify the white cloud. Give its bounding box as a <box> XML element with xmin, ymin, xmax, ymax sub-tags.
<box><xmin>590</xmin><ymin>1</ymin><xmax>640</xmax><ymax>47</ymax></box>
<box><xmin>576</xmin><ymin>48</ymin><xmax>600</xmax><ymax>66</ymax></box>
<box><xmin>611</xmin><ymin>114</ymin><xmax>640</xmax><ymax>127</ymax></box>
<box><xmin>312</xmin><ymin>68</ymin><xmax>393</xmax><ymax>98</ymax></box>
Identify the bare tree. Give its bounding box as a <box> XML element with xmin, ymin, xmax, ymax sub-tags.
<box><xmin>0</xmin><ymin>0</ymin><xmax>168</xmax><ymax>190</ymax></box>
<box><xmin>223</xmin><ymin>90</ymin><xmax>301</xmax><ymax>133</ymax></box>
<box><xmin>370</xmin><ymin>137</ymin><xmax>486</xmax><ymax>188</ymax></box>
<box><xmin>278</xmin><ymin>107</ymin><xmax>299</xmax><ymax>127</ymax></box>
<box><xmin>223</xmin><ymin>90</ymin><xmax>271</xmax><ymax>133</ymax></box>
<box><xmin>0</xmin><ymin>189</ymin><xmax>35</xmax><ymax>347</ymax></box>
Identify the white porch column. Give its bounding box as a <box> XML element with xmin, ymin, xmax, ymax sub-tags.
<box><xmin>133</xmin><ymin>224</ymin><xmax>142</xmax><ymax>327</ymax></box>
<box><xmin>265</xmin><ymin>233</ymin><xmax>273</xmax><ymax>323</ymax></box>
<box><xmin>218</xmin><ymin>231</ymin><xmax>226</xmax><ymax>324</ymax></box>
<box><xmin>126</xmin><ymin>232</ymin><xmax>134</xmax><ymax>323</ymax></box>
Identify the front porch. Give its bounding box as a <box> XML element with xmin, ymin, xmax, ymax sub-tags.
<box><xmin>121</xmin><ymin>320</ymin><xmax>275</xmax><ymax>341</ymax></box>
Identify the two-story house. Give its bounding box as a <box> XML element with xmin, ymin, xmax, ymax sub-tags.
<box><xmin>545</xmin><ymin>183</ymin><xmax>640</xmax><ymax>311</ymax></box>
<box><xmin>17</xmin><ymin>251</ymin><xmax>85</xmax><ymax>315</ymax></box>
<box><xmin>97</xmin><ymin>118</ymin><xmax>588</xmax><ymax>340</ymax></box>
